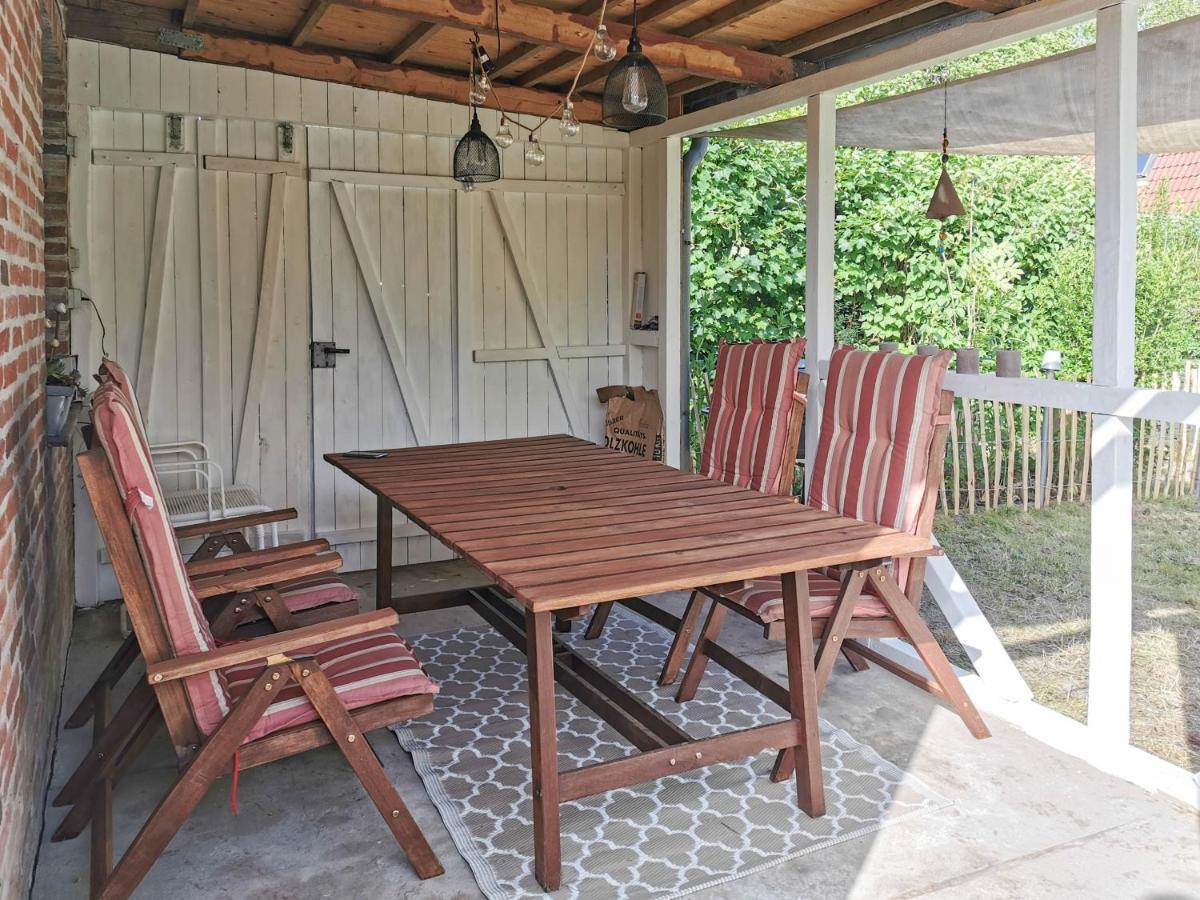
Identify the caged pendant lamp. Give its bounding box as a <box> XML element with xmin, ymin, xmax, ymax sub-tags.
<box><xmin>926</xmin><ymin>72</ymin><xmax>964</xmax><ymax>219</ymax></box>
<box><xmin>602</xmin><ymin>0</ymin><xmax>667</xmax><ymax>131</ymax></box>
<box><xmin>454</xmin><ymin>45</ymin><xmax>500</xmax><ymax>190</ymax></box>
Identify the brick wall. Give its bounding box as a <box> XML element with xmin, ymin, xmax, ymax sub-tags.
<box><xmin>0</xmin><ymin>0</ymin><xmax>75</xmax><ymax>894</ymax></box>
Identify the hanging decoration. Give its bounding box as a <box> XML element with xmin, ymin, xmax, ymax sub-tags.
<box><xmin>453</xmin><ymin>38</ymin><xmax>501</xmax><ymax>190</ymax></box>
<box><xmin>602</xmin><ymin>0</ymin><xmax>667</xmax><ymax>130</ymax></box>
<box><xmin>449</xmin><ymin>0</ymin><xmax>665</xmax><ymax>189</ymax></box>
<box><xmin>926</xmin><ymin>69</ymin><xmax>965</xmax><ymax>221</ymax></box>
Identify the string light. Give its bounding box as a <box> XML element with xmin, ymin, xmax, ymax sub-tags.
<box><xmin>524</xmin><ymin>138</ymin><xmax>545</xmax><ymax>166</ymax></box>
<box><xmin>560</xmin><ymin>101</ymin><xmax>580</xmax><ymax>137</ymax></box>
<box><xmin>494</xmin><ymin>117</ymin><xmax>515</xmax><ymax>148</ymax></box>
<box><xmin>593</xmin><ymin>24</ymin><xmax>617</xmax><ymax>61</ymax></box>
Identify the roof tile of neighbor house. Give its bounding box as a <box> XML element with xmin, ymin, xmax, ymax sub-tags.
<box><xmin>1140</xmin><ymin>151</ymin><xmax>1200</xmax><ymax>212</ymax></box>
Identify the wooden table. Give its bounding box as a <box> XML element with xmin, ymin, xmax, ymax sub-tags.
<box><xmin>328</xmin><ymin>435</ymin><xmax>931</xmax><ymax>891</ymax></box>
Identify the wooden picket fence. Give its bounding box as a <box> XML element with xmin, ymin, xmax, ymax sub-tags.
<box><xmin>942</xmin><ymin>362</ymin><xmax>1200</xmax><ymax>513</ymax></box>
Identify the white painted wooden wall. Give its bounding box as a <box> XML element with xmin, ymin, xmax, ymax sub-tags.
<box><xmin>66</xmin><ymin>39</ymin><xmax>639</xmax><ymax>599</ymax></box>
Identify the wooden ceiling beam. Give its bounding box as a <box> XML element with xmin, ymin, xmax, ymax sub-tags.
<box><xmin>675</xmin><ymin>0</ymin><xmax>781</xmax><ymax>40</ymax></box>
<box><xmin>946</xmin><ymin>0</ymin><xmax>1028</xmax><ymax>12</ymax></box>
<box><xmin>180</xmin><ymin>31</ymin><xmax>602</xmax><ymax>122</ymax></box>
<box><xmin>339</xmin><ymin>0</ymin><xmax>799</xmax><ymax>86</ymax></box>
<box><xmin>517</xmin><ymin>0</ymin><xmax>709</xmax><ymax>88</ymax></box>
<box><xmin>387</xmin><ymin>22</ymin><xmax>441</xmax><ymax>65</ymax></box>
<box><xmin>491</xmin><ymin>0</ymin><xmax>607</xmax><ymax>79</ymax></box>
<box><xmin>291</xmin><ymin>0</ymin><xmax>333</xmax><ymax>48</ymax></box>
<box><xmin>181</xmin><ymin>0</ymin><xmax>202</xmax><ymax>29</ymax></box>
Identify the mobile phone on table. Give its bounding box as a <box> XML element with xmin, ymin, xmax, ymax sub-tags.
<box><xmin>343</xmin><ymin>450</ymin><xmax>387</xmax><ymax>459</ymax></box>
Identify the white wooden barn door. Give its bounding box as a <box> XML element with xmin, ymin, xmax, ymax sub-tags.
<box><xmin>306</xmin><ymin>124</ymin><xmax>457</xmax><ymax>569</ymax></box>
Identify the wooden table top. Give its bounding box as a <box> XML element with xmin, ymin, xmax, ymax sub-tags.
<box><xmin>327</xmin><ymin>435</ymin><xmax>932</xmax><ymax>612</ymax></box>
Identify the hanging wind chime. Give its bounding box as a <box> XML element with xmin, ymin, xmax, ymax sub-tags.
<box><xmin>452</xmin><ymin>0</ymin><xmax>659</xmax><ymax>190</ymax></box>
<box><xmin>926</xmin><ymin>69</ymin><xmax>965</xmax><ymax>225</ymax></box>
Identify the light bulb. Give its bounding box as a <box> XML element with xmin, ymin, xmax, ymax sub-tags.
<box><xmin>477</xmin><ymin>71</ymin><xmax>491</xmax><ymax>93</ymax></box>
<box><xmin>593</xmin><ymin>24</ymin><xmax>617</xmax><ymax>62</ymax></box>
<box><xmin>494</xmin><ymin>120</ymin><xmax>515</xmax><ymax>149</ymax></box>
<box><xmin>622</xmin><ymin>66</ymin><xmax>648</xmax><ymax>113</ymax></box>
<box><xmin>560</xmin><ymin>101</ymin><xmax>580</xmax><ymax>137</ymax></box>
<box><xmin>468</xmin><ymin>76</ymin><xmax>487</xmax><ymax>106</ymax></box>
<box><xmin>524</xmin><ymin>140</ymin><xmax>545</xmax><ymax>166</ymax></box>
<box><xmin>462</xmin><ymin>180</ymin><xmax>476</xmax><ymax>192</ymax></box>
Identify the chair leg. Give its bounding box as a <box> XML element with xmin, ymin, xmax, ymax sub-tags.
<box><xmin>291</xmin><ymin>662</ymin><xmax>444</xmax><ymax>880</ymax></box>
<box><xmin>55</xmin><ymin>680</ymin><xmax>157</xmax><ymax>810</ymax></box>
<box><xmin>675</xmin><ymin>601</ymin><xmax>727</xmax><ymax>703</ymax></box>
<box><xmin>94</xmin><ymin>666</ymin><xmax>284</xmax><ymax>900</ymax></box>
<box><xmin>583</xmin><ymin>601</ymin><xmax>614</xmax><ymax>640</ymax></box>
<box><xmin>868</xmin><ymin>567</ymin><xmax>991</xmax><ymax>739</ymax></box>
<box><xmin>65</xmin><ymin>633</ymin><xmax>140</xmax><ymax>730</ymax></box>
<box><xmin>658</xmin><ymin>592</ymin><xmax>706</xmax><ymax>686</ymax></box>
<box><xmin>812</xmin><ymin>570</ymin><xmax>867</xmax><ymax>695</ymax></box>
<box><xmin>842</xmin><ymin>646</ymin><xmax>870</xmax><ymax>671</ymax></box>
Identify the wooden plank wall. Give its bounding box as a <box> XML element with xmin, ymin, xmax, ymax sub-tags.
<box><xmin>67</xmin><ymin>39</ymin><xmax>635</xmax><ymax>591</ymax></box>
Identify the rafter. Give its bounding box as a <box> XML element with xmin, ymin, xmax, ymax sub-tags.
<box><xmin>181</xmin><ymin>0</ymin><xmax>202</xmax><ymax>29</ymax></box>
<box><xmin>180</xmin><ymin>31</ymin><xmax>603</xmax><ymax>122</ymax></box>
<box><xmin>387</xmin><ymin>22</ymin><xmax>441</xmax><ymax>65</ymax></box>
<box><xmin>339</xmin><ymin>0</ymin><xmax>798</xmax><ymax>86</ymax></box>
<box><xmin>517</xmin><ymin>0</ymin><xmax>709</xmax><ymax>87</ymax></box>
<box><xmin>491</xmin><ymin>0</ymin><xmax>607</xmax><ymax>78</ymax></box>
<box><xmin>291</xmin><ymin>0</ymin><xmax>333</xmax><ymax>48</ymax></box>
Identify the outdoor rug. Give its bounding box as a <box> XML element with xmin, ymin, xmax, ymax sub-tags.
<box><xmin>391</xmin><ymin>604</ymin><xmax>949</xmax><ymax>899</ymax></box>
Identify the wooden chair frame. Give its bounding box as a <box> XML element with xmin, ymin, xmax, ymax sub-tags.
<box><xmin>63</xmin><ymin>448</ymin><xmax>444</xmax><ymax>899</ymax></box>
<box><xmin>671</xmin><ymin>390</ymin><xmax>990</xmax><ymax>767</ymax></box>
<box><xmin>582</xmin><ymin>371</ymin><xmax>811</xmax><ymax>649</ymax></box>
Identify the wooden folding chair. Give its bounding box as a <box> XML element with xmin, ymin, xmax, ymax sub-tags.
<box><xmin>584</xmin><ymin>337</ymin><xmax>809</xmax><ymax>686</ymax></box>
<box><xmin>674</xmin><ymin>347</ymin><xmax>990</xmax><ymax>764</ymax></box>
<box><xmin>58</xmin><ymin>382</ymin><xmax>444</xmax><ymax>898</ymax></box>
<box><xmin>65</xmin><ymin>359</ymin><xmax>361</xmax><ymax>733</ymax></box>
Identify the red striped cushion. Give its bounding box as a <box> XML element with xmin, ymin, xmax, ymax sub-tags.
<box><xmin>225</xmin><ymin>630</ymin><xmax>438</xmax><ymax>742</ymax></box>
<box><xmin>724</xmin><ymin>572</ymin><xmax>891</xmax><ymax>624</ymax></box>
<box><xmin>92</xmin><ymin>383</ymin><xmax>232</xmax><ymax>735</ymax></box>
<box><xmin>807</xmin><ymin>347</ymin><xmax>951</xmax><ymax>591</ymax></box>
<box><xmin>98</xmin><ymin>358</ymin><xmax>151</xmax><ymax>453</ymax></box>
<box><xmin>699</xmin><ymin>338</ymin><xmax>807</xmax><ymax>495</ymax></box>
<box><xmin>277</xmin><ymin>576</ymin><xmax>360</xmax><ymax>612</ymax></box>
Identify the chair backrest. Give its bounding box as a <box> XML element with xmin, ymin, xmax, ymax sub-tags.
<box><xmin>807</xmin><ymin>346</ymin><xmax>953</xmax><ymax>593</ymax></box>
<box><xmin>91</xmin><ymin>381</ymin><xmax>231</xmax><ymax>736</ymax></box>
<box><xmin>97</xmin><ymin>357</ymin><xmax>152</xmax><ymax>454</ymax></box>
<box><xmin>699</xmin><ymin>338</ymin><xmax>807</xmax><ymax>496</ymax></box>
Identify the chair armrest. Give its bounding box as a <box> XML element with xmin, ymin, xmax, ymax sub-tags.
<box><xmin>190</xmin><ymin>551</ymin><xmax>344</xmax><ymax>599</ymax></box>
<box><xmin>146</xmin><ymin>610</ymin><xmax>400</xmax><ymax>683</ymax></box>
<box><xmin>185</xmin><ymin>539</ymin><xmax>331</xmax><ymax>577</ymax></box>
<box><xmin>890</xmin><ymin>546</ymin><xmax>944</xmax><ymax>559</ymax></box>
<box><xmin>174</xmin><ymin>508</ymin><xmax>298</xmax><ymax>538</ymax></box>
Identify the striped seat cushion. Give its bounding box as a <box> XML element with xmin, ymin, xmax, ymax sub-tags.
<box><xmin>699</xmin><ymin>338</ymin><xmax>806</xmax><ymax>495</ymax></box>
<box><xmin>92</xmin><ymin>383</ymin><xmax>232</xmax><ymax>735</ymax></box>
<box><xmin>806</xmin><ymin>346</ymin><xmax>952</xmax><ymax>592</ymax></box>
<box><xmin>225</xmin><ymin>630</ymin><xmax>438</xmax><ymax>742</ymax></box>
<box><xmin>724</xmin><ymin>572</ymin><xmax>891</xmax><ymax>624</ymax></box>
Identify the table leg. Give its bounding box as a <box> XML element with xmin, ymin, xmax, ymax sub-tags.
<box><xmin>376</xmin><ymin>496</ymin><xmax>392</xmax><ymax>613</ymax></box>
<box><xmin>526</xmin><ymin>609</ymin><xmax>562</xmax><ymax>891</ymax></box>
<box><xmin>781</xmin><ymin>570</ymin><xmax>825</xmax><ymax>817</ymax></box>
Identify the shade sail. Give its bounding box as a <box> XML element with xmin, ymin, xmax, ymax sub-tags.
<box><xmin>703</xmin><ymin>15</ymin><xmax>1200</xmax><ymax>155</ymax></box>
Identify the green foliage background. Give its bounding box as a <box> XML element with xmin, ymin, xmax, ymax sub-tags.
<box><xmin>688</xmin><ymin>0</ymin><xmax>1200</xmax><ymax>392</ymax></box>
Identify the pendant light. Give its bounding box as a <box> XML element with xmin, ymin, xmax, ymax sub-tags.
<box><xmin>926</xmin><ymin>72</ymin><xmax>965</xmax><ymax>219</ymax></box>
<box><xmin>602</xmin><ymin>0</ymin><xmax>667</xmax><ymax>131</ymax></box>
<box><xmin>454</xmin><ymin>46</ymin><xmax>500</xmax><ymax>190</ymax></box>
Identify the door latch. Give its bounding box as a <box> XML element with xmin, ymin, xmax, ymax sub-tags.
<box><xmin>310</xmin><ymin>341</ymin><xmax>351</xmax><ymax>369</ymax></box>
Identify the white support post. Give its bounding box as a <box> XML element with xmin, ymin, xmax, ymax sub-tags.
<box><xmin>804</xmin><ymin>92</ymin><xmax>836</xmax><ymax>491</ymax></box>
<box><xmin>657</xmin><ymin>136</ymin><xmax>684</xmax><ymax>468</ymax></box>
<box><xmin>1087</xmin><ymin>0</ymin><xmax>1137</xmax><ymax>751</ymax></box>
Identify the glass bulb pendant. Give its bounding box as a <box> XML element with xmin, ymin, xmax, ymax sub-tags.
<box><xmin>494</xmin><ymin>119</ymin><xmax>515</xmax><ymax>149</ymax></box>
<box><xmin>476</xmin><ymin>71</ymin><xmax>491</xmax><ymax>94</ymax></box>
<box><xmin>462</xmin><ymin>180</ymin><xmax>476</xmax><ymax>192</ymax></box>
<box><xmin>560</xmin><ymin>101</ymin><xmax>580</xmax><ymax>137</ymax></box>
<box><xmin>524</xmin><ymin>139</ymin><xmax>545</xmax><ymax>166</ymax></box>
<box><xmin>621</xmin><ymin>66</ymin><xmax>648</xmax><ymax>113</ymax></box>
<box><xmin>593</xmin><ymin>24</ymin><xmax>617</xmax><ymax>62</ymax></box>
<box><xmin>469</xmin><ymin>75</ymin><xmax>488</xmax><ymax>106</ymax></box>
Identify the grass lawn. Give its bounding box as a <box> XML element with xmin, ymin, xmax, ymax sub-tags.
<box><xmin>923</xmin><ymin>498</ymin><xmax>1200</xmax><ymax>771</ymax></box>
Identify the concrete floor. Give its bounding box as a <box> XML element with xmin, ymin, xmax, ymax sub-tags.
<box><xmin>32</xmin><ymin>563</ymin><xmax>1200</xmax><ymax>899</ymax></box>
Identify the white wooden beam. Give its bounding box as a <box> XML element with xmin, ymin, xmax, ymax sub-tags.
<box><xmin>653</xmin><ymin>137</ymin><xmax>684</xmax><ymax>467</ymax></box>
<box><xmin>204</xmin><ymin>156</ymin><xmax>307</xmax><ymax>177</ymax></box>
<box><xmin>487</xmin><ymin>191</ymin><xmax>586</xmax><ymax>436</ymax></box>
<box><xmin>92</xmin><ymin>149</ymin><xmax>196</xmax><ymax>168</ymax></box>
<box><xmin>473</xmin><ymin>345</ymin><xmax>627</xmax><ymax>362</ymax></box>
<box><xmin>1087</xmin><ymin>0</ymin><xmax>1137</xmax><ymax>751</ymax></box>
<box><xmin>235</xmin><ymin>172</ymin><xmax>287</xmax><ymax>485</ymax></box>
<box><xmin>311</xmin><ymin>168</ymin><xmax>624</xmax><ymax>195</ymax></box>
<box><xmin>330</xmin><ymin>180</ymin><xmax>431</xmax><ymax>445</ymax></box>
<box><xmin>631</xmin><ymin>0</ymin><xmax>1109</xmax><ymax>145</ymax></box>
<box><xmin>135</xmin><ymin>164</ymin><xmax>177</xmax><ymax>413</ymax></box>
<box><xmin>804</xmin><ymin>92</ymin><xmax>835</xmax><ymax>492</ymax></box>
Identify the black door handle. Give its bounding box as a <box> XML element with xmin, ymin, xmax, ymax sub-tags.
<box><xmin>310</xmin><ymin>341</ymin><xmax>352</xmax><ymax>369</ymax></box>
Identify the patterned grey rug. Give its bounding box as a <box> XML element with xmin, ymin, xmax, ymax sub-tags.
<box><xmin>392</xmin><ymin>605</ymin><xmax>949</xmax><ymax>899</ymax></box>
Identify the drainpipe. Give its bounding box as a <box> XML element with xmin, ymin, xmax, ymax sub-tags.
<box><xmin>680</xmin><ymin>136</ymin><xmax>709</xmax><ymax>471</ymax></box>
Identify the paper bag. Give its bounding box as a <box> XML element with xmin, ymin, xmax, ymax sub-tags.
<box><xmin>597</xmin><ymin>385</ymin><xmax>664</xmax><ymax>462</ymax></box>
